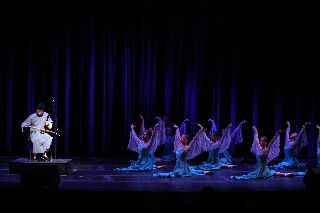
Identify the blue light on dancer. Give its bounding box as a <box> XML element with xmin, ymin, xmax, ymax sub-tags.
<box><xmin>231</xmin><ymin>125</ymin><xmax>282</xmax><ymax>179</ymax></box>
<box><xmin>230</xmin><ymin>125</ymin><xmax>305</xmax><ymax>180</ymax></box>
<box><xmin>157</xmin><ymin>119</ymin><xmax>189</xmax><ymax>162</ymax></box>
<box><xmin>195</xmin><ymin>123</ymin><xmax>233</xmax><ymax>170</ymax></box>
<box><xmin>207</xmin><ymin>118</ymin><xmax>246</xmax><ymax>165</ymax></box>
<box><xmin>220</xmin><ymin>120</ymin><xmax>246</xmax><ymax>165</ymax></box>
<box><xmin>153</xmin><ymin>123</ymin><xmax>207</xmax><ymax>177</ymax></box>
<box><xmin>115</xmin><ymin>115</ymin><xmax>165</xmax><ymax>172</ymax></box>
<box><xmin>271</xmin><ymin>121</ymin><xmax>310</xmax><ymax>169</ymax></box>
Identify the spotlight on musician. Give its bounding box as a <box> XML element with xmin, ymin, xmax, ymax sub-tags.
<box><xmin>21</xmin><ymin>102</ymin><xmax>53</xmax><ymax>161</ymax></box>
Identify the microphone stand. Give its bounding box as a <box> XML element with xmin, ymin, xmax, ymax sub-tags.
<box><xmin>51</xmin><ymin>100</ymin><xmax>59</xmax><ymax>161</ymax></box>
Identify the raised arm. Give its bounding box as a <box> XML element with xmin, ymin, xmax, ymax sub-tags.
<box><xmin>154</xmin><ymin>116</ymin><xmax>166</xmax><ymax>144</ymax></box>
<box><xmin>250</xmin><ymin>125</ymin><xmax>261</xmax><ymax>154</ymax></box>
<box><xmin>179</xmin><ymin>119</ymin><xmax>189</xmax><ymax>135</ymax></box>
<box><xmin>127</xmin><ymin>124</ymin><xmax>143</xmax><ymax>152</ymax></box>
<box><xmin>208</xmin><ymin>118</ymin><xmax>217</xmax><ymax>136</ymax></box>
<box><xmin>146</xmin><ymin>122</ymin><xmax>163</xmax><ymax>153</ymax></box>
<box><xmin>231</xmin><ymin>120</ymin><xmax>246</xmax><ymax>144</ymax></box>
<box><xmin>285</xmin><ymin>121</ymin><xmax>290</xmax><ymax>145</ymax></box>
<box><xmin>187</xmin><ymin>123</ymin><xmax>205</xmax><ymax>149</ymax></box>
<box><xmin>174</xmin><ymin>124</ymin><xmax>181</xmax><ymax>141</ymax></box>
<box><xmin>159</xmin><ymin>118</ymin><xmax>166</xmax><ymax>145</ymax></box>
<box><xmin>217</xmin><ymin>123</ymin><xmax>233</xmax><ymax>153</ymax></box>
<box><xmin>138</xmin><ymin>114</ymin><xmax>145</xmax><ymax>139</ymax></box>
<box><xmin>173</xmin><ymin>124</ymin><xmax>181</xmax><ymax>153</ymax></box>
<box><xmin>292</xmin><ymin>122</ymin><xmax>310</xmax><ymax>149</ymax></box>
<box><xmin>267</xmin><ymin>130</ymin><xmax>282</xmax><ymax>153</ymax></box>
<box><xmin>185</xmin><ymin>123</ymin><xmax>208</xmax><ymax>160</ymax></box>
<box><xmin>266</xmin><ymin>130</ymin><xmax>282</xmax><ymax>163</ymax></box>
<box><xmin>154</xmin><ymin>116</ymin><xmax>162</xmax><ymax>123</ymax></box>
<box><xmin>316</xmin><ymin>125</ymin><xmax>320</xmax><ymax>149</ymax></box>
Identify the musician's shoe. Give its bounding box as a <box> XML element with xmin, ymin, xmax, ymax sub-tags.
<box><xmin>41</xmin><ymin>155</ymin><xmax>49</xmax><ymax>161</ymax></box>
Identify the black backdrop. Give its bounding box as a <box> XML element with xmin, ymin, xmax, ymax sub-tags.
<box><xmin>0</xmin><ymin>0</ymin><xmax>319</xmax><ymax>159</ymax></box>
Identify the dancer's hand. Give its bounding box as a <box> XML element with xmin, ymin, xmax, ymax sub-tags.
<box><xmin>286</xmin><ymin>121</ymin><xmax>290</xmax><ymax>126</ymax></box>
<box><xmin>139</xmin><ymin>114</ymin><xmax>144</xmax><ymax>120</ymax></box>
<box><xmin>155</xmin><ymin>116</ymin><xmax>162</xmax><ymax>121</ymax></box>
<box><xmin>316</xmin><ymin>125</ymin><xmax>320</xmax><ymax>130</ymax></box>
<box><xmin>197</xmin><ymin>123</ymin><xmax>206</xmax><ymax>131</ymax></box>
<box><xmin>131</xmin><ymin>124</ymin><xmax>136</xmax><ymax>129</ymax></box>
<box><xmin>252</xmin><ymin>126</ymin><xmax>257</xmax><ymax>132</ymax></box>
<box><xmin>173</xmin><ymin>124</ymin><xmax>178</xmax><ymax>129</ymax></box>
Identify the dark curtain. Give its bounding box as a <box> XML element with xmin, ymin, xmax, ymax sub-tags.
<box><xmin>0</xmin><ymin>0</ymin><xmax>319</xmax><ymax>159</ymax></box>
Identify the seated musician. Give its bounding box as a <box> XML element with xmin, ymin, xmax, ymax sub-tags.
<box><xmin>21</xmin><ymin>103</ymin><xmax>53</xmax><ymax>161</ymax></box>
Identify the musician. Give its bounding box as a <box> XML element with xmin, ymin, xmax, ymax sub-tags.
<box><xmin>21</xmin><ymin>103</ymin><xmax>53</xmax><ymax>161</ymax></box>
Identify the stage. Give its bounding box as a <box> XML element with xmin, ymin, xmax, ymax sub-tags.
<box><xmin>0</xmin><ymin>156</ymin><xmax>311</xmax><ymax>192</ymax></box>
<box><xmin>1</xmin><ymin>156</ymin><xmax>319</xmax><ymax>212</ymax></box>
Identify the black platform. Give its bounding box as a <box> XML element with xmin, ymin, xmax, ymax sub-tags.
<box><xmin>9</xmin><ymin>158</ymin><xmax>73</xmax><ymax>175</ymax></box>
<box><xmin>8</xmin><ymin>158</ymin><xmax>73</xmax><ymax>189</ymax></box>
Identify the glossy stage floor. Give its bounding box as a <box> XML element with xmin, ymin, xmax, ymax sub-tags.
<box><xmin>0</xmin><ymin>156</ymin><xmax>319</xmax><ymax>212</ymax></box>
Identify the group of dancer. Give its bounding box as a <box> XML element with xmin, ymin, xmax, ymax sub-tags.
<box><xmin>115</xmin><ymin>114</ymin><xmax>320</xmax><ymax>180</ymax></box>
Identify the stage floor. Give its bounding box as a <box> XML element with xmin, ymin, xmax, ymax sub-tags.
<box><xmin>0</xmin><ymin>156</ymin><xmax>319</xmax><ymax>212</ymax></box>
<box><xmin>0</xmin><ymin>156</ymin><xmax>312</xmax><ymax>192</ymax></box>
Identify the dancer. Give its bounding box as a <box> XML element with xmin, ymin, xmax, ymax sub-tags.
<box><xmin>153</xmin><ymin>123</ymin><xmax>207</xmax><ymax>177</ymax></box>
<box><xmin>271</xmin><ymin>121</ymin><xmax>310</xmax><ymax>169</ymax></box>
<box><xmin>231</xmin><ymin>125</ymin><xmax>305</xmax><ymax>180</ymax></box>
<box><xmin>157</xmin><ymin>119</ymin><xmax>189</xmax><ymax>162</ymax></box>
<box><xmin>221</xmin><ymin>120</ymin><xmax>246</xmax><ymax>164</ymax></box>
<box><xmin>195</xmin><ymin>123</ymin><xmax>234</xmax><ymax>170</ymax></box>
<box><xmin>207</xmin><ymin>119</ymin><xmax>246</xmax><ymax>165</ymax></box>
<box><xmin>115</xmin><ymin>115</ymin><xmax>165</xmax><ymax>172</ymax></box>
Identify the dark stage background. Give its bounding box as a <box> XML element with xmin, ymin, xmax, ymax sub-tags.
<box><xmin>0</xmin><ymin>0</ymin><xmax>319</xmax><ymax>159</ymax></box>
